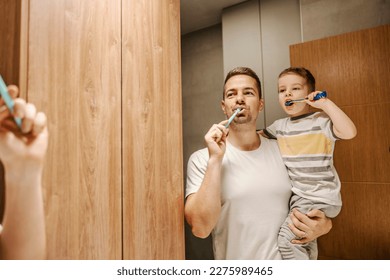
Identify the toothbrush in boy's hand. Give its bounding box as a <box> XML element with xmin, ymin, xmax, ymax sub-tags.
<box><xmin>0</xmin><ymin>75</ymin><xmax>22</xmax><ymax>128</ymax></box>
<box><xmin>225</xmin><ymin>108</ymin><xmax>241</xmax><ymax>128</ymax></box>
<box><xmin>285</xmin><ymin>91</ymin><xmax>327</xmax><ymax>106</ymax></box>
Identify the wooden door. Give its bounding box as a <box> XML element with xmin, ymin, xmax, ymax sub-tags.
<box><xmin>121</xmin><ymin>0</ymin><xmax>185</xmax><ymax>259</ymax></box>
<box><xmin>0</xmin><ymin>0</ymin><xmax>184</xmax><ymax>259</ymax></box>
<box><xmin>26</xmin><ymin>0</ymin><xmax>123</xmax><ymax>259</ymax></box>
<box><xmin>290</xmin><ymin>25</ymin><xmax>390</xmax><ymax>259</ymax></box>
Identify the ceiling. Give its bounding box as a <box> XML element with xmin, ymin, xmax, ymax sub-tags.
<box><xmin>180</xmin><ymin>0</ymin><xmax>248</xmax><ymax>35</ymax></box>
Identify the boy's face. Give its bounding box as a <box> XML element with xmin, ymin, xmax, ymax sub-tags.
<box><xmin>278</xmin><ymin>73</ymin><xmax>310</xmax><ymax>117</ymax></box>
<box><xmin>221</xmin><ymin>74</ymin><xmax>263</xmax><ymax>126</ymax></box>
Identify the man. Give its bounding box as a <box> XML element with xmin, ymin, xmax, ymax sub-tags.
<box><xmin>185</xmin><ymin>67</ymin><xmax>332</xmax><ymax>259</ymax></box>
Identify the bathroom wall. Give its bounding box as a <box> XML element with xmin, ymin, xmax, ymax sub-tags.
<box><xmin>300</xmin><ymin>0</ymin><xmax>390</xmax><ymax>41</ymax></box>
<box><xmin>181</xmin><ymin>24</ymin><xmax>225</xmax><ymax>175</ymax></box>
<box><xmin>181</xmin><ymin>25</ymin><xmax>224</xmax><ymax>259</ymax></box>
<box><xmin>222</xmin><ymin>0</ymin><xmax>302</xmax><ymax>129</ymax></box>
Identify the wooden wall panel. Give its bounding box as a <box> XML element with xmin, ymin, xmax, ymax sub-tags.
<box><xmin>0</xmin><ymin>0</ymin><xmax>21</xmax><ymax>85</ymax></box>
<box><xmin>335</xmin><ymin>104</ymin><xmax>390</xmax><ymax>183</ymax></box>
<box><xmin>26</xmin><ymin>0</ymin><xmax>122</xmax><ymax>259</ymax></box>
<box><xmin>122</xmin><ymin>0</ymin><xmax>185</xmax><ymax>259</ymax></box>
<box><xmin>290</xmin><ymin>25</ymin><xmax>390</xmax><ymax>259</ymax></box>
<box><xmin>319</xmin><ymin>183</ymin><xmax>390</xmax><ymax>259</ymax></box>
<box><xmin>290</xmin><ymin>25</ymin><xmax>390</xmax><ymax>108</ymax></box>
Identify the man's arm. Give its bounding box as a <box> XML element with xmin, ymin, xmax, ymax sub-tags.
<box><xmin>185</xmin><ymin>121</ymin><xmax>228</xmax><ymax>238</ymax></box>
<box><xmin>1</xmin><ymin>159</ymin><xmax>47</xmax><ymax>259</ymax></box>
<box><xmin>185</xmin><ymin>157</ymin><xmax>223</xmax><ymax>238</ymax></box>
<box><xmin>0</xmin><ymin>85</ymin><xmax>48</xmax><ymax>259</ymax></box>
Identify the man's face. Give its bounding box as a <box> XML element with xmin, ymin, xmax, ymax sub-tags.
<box><xmin>221</xmin><ymin>74</ymin><xmax>263</xmax><ymax>126</ymax></box>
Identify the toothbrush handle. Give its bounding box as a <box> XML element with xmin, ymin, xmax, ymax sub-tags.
<box><xmin>0</xmin><ymin>75</ymin><xmax>22</xmax><ymax>128</ymax></box>
<box><xmin>225</xmin><ymin>109</ymin><xmax>241</xmax><ymax>128</ymax></box>
<box><xmin>313</xmin><ymin>91</ymin><xmax>327</xmax><ymax>101</ymax></box>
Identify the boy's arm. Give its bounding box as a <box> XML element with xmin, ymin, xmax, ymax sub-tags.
<box><xmin>257</xmin><ymin>129</ymin><xmax>268</xmax><ymax>138</ymax></box>
<box><xmin>307</xmin><ymin>91</ymin><xmax>357</xmax><ymax>139</ymax></box>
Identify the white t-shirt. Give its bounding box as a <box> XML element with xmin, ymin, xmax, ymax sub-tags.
<box><xmin>186</xmin><ymin>136</ymin><xmax>292</xmax><ymax>259</ymax></box>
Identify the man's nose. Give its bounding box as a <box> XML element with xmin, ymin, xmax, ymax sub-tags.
<box><xmin>236</xmin><ymin>92</ymin><xmax>245</xmax><ymax>103</ymax></box>
<box><xmin>285</xmin><ymin>90</ymin><xmax>292</xmax><ymax>97</ymax></box>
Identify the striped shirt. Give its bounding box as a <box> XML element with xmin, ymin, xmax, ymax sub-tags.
<box><xmin>264</xmin><ymin>112</ymin><xmax>341</xmax><ymax>206</ymax></box>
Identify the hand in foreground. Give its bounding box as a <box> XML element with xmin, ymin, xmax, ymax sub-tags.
<box><xmin>0</xmin><ymin>85</ymin><xmax>48</xmax><ymax>169</ymax></box>
<box><xmin>288</xmin><ymin>208</ymin><xmax>332</xmax><ymax>244</ymax></box>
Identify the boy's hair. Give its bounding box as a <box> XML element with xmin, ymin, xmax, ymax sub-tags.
<box><xmin>278</xmin><ymin>67</ymin><xmax>316</xmax><ymax>93</ymax></box>
<box><xmin>223</xmin><ymin>67</ymin><xmax>262</xmax><ymax>99</ymax></box>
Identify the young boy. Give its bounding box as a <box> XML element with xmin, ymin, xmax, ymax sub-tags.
<box><xmin>263</xmin><ymin>67</ymin><xmax>357</xmax><ymax>259</ymax></box>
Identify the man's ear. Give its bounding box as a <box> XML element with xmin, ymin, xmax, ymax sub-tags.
<box><xmin>221</xmin><ymin>99</ymin><xmax>227</xmax><ymax>115</ymax></box>
<box><xmin>258</xmin><ymin>98</ymin><xmax>264</xmax><ymax>112</ymax></box>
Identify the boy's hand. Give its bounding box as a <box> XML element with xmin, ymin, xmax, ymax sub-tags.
<box><xmin>306</xmin><ymin>91</ymin><xmax>329</xmax><ymax>109</ymax></box>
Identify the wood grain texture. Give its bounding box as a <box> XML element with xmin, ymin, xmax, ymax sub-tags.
<box><xmin>27</xmin><ymin>0</ymin><xmax>122</xmax><ymax>259</ymax></box>
<box><xmin>318</xmin><ymin>183</ymin><xmax>390</xmax><ymax>259</ymax></box>
<box><xmin>290</xmin><ymin>25</ymin><xmax>390</xmax><ymax>259</ymax></box>
<box><xmin>334</xmin><ymin>104</ymin><xmax>390</xmax><ymax>183</ymax></box>
<box><xmin>122</xmin><ymin>0</ymin><xmax>185</xmax><ymax>259</ymax></box>
<box><xmin>18</xmin><ymin>0</ymin><xmax>29</xmax><ymax>96</ymax></box>
<box><xmin>0</xmin><ymin>0</ymin><xmax>21</xmax><ymax>86</ymax></box>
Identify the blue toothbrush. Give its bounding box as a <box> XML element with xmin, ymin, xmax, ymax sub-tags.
<box><xmin>285</xmin><ymin>91</ymin><xmax>327</xmax><ymax>106</ymax></box>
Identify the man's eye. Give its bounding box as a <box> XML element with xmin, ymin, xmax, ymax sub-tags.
<box><xmin>292</xmin><ymin>87</ymin><xmax>301</xmax><ymax>91</ymax></box>
<box><xmin>278</xmin><ymin>89</ymin><xmax>285</xmax><ymax>94</ymax></box>
<box><xmin>226</xmin><ymin>92</ymin><xmax>234</xmax><ymax>98</ymax></box>
<box><xmin>245</xmin><ymin>91</ymin><xmax>254</xmax><ymax>95</ymax></box>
